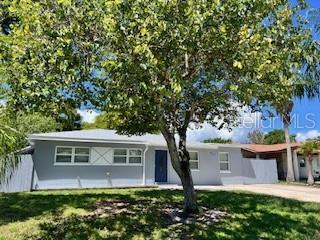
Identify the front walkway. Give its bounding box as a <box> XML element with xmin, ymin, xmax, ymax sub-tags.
<box><xmin>159</xmin><ymin>184</ymin><xmax>320</xmax><ymax>203</ymax></box>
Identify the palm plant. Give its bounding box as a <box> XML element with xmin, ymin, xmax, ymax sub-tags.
<box><xmin>0</xmin><ymin>117</ymin><xmax>22</xmax><ymax>184</ymax></box>
<box><xmin>299</xmin><ymin>140</ymin><xmax>319</xmax><ymax>185</ymax></box>
<box><xmin>272</xmin><ymin>6</ymin><xmax>320</xmax><ymax>182</ymax></box>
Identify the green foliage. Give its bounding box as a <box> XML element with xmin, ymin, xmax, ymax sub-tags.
<box><xmin>82</xmin><ymin>112</ymin><xmax>122</xmax><ymax>130</ymax></box>
<box><xmin>299</xmin><ymin>140</ymin><xmax>319</xmax><ymax>157</ymax></box>
<box><xmin>0</xmin><ymin>111</ymin><xmax>23</xmax><ymax>183</ymax></box>
<box><xmin>263</xmin><ymin>129</ymin><xmax>296</xmax><ymax>144</ymax></box>
<box><xmin>15</xmin><ymin>111</ymin><xmax>58</xmax><ymax>136</ymax></box>
<box><xmin>57</xmin><ymin>109</ymin><xmax>82</xmax><ymax>131</ymax></box>
<box><xmin>247</xmin><ymin>129</ymin><xmax>265</xmax><ymax>144</ymax></box>
<box><xmin>0</xmin><ymin>0</ymin><xmax>83</xmax><ymax>131</ymax></box>
<box><xmin>0</xmin><ymin>109</ymin><xmax>58</xmax><ymax>180</ymax></box>
<box><xmin>2</xmin><ymin>0</ymin><xmax>317</xmax><ymax>137</ymax></box>
<box><xmin>203</xmin><ymin>137</ymin><xmax>232</xmax><ymax>144</ymax></box>
<box><xmin>0</xmin><ymin>0</ymin><xmax>318</xmax><ymax>138</ymax></box>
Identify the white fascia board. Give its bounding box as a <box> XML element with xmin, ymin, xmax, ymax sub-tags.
<box><xmin>148</xmin><ymin>142</ymin><xmax>219</xmax><ymax>150</ymax></box>
<box><xmin>28</xmin><ymin>137</ymin><xmax>220</xmax><ymax>150</ymax></box>
<box><xmin>28</xmin><ymin>136</ymin><xmax>148</xmax><ymax>145</ymax></box>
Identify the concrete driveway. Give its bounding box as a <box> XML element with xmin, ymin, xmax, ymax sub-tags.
<box><xmin>159</xmin><ymin>184</ymin><xmax>320</xmax><ymax>203</ymax></box>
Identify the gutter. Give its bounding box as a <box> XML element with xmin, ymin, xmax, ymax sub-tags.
<box><xmin>142</xmin><ymin>144</ymin><xmax>149</xmax><ymax>186</ymax></box>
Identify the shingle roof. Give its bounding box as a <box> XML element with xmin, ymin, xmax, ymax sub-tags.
<box><xmin>29</xmin><ymin>129</ymin><xmax>163</xmax><ymax>143</ymax></box>
<box><xmin>27</xmin><ymin>129</ymin><xmax>219</xmax><ymax>149</ymax></box>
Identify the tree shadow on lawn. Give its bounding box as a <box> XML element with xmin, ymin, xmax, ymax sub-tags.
<box><xmin>136</xmin><ymin>189</ymin><xmax>320</xmax><ymax>239</ymax></box>
<box><xmin>196</xmin><ymin>190</ymin><xmax>320</xmax><ymax>239</ymax></box>
<box><xmin>0</xmin><ymin>188</ymin><xmax>179</xmax><ymax>227</ymax></box>
<box><xmin>1</xmin><ymin>189</ymin><xmax>320</xmax><ymax>239</ymax></box>
<box><xmin>37</xmin><ymin>199</ymin><xmax>181</xmax><ymax>240</ymax></box>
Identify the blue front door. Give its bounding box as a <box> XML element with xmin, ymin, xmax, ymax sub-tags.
<box><xmin>155</xmin><ymin>150</ymin><xmax>167</xmax><ymax>183</ymax></box>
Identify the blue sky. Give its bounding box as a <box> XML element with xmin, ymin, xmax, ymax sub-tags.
<box><xmin>79</xmin><ymin>0</ymin><xmax>320</xmax><ymax>143</ymax></box>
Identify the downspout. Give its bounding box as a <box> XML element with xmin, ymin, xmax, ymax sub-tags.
<box><xmin>142</xmin><ymin>144</ymin><xmax>149</xmax><ymax>186</ymax></box>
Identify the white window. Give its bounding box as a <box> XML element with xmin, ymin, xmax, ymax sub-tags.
<box><xmin>189</xmin><ymin>151</ymin><xmax>199</xmax><ymax>170</ymax></box>
<box><xmin>113</xmin><ymin>149</ymin><xmax>127</xmax><ymax>164</ymax></box>
<box><xmin>55</xmin><ymin>147</ymin><xmax>90</xmax><ymax>164</ymax></box>
<box><xmin>56</xmin><ymin>147</ymin><xmax>72</xmax><ymax>163</ymax></box>
<box><xmin>129</xmin><ymin>149</ymin><xmax>142</xmax><ymax>164</ymax></box>
<box><xmin>113</xmin><ymin>148</ymin><xmax>143</xmax><ymax>165</ymax></box>
<box><xmin>74</xmin><ymin>148</ymin><xmax>90</xmax><ymax>163</ymax></box>
<box><xmin>219</xmin><ymin>152</ymin><xmax>230</xmax><ymax>172</ymax></box>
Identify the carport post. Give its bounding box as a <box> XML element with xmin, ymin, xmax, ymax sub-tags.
<box><xmin>292</xmin><ymin>150</ymin><xmax>300</xmax><ymax>180</ymax></box>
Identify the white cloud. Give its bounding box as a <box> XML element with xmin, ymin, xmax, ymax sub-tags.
<box><xmin>77</xmin><ymin>109</ymin><xmax>100</xmax><ymax>123</ymax></box>
<box><xmin>187</xmin><ymin>110</ymin><xmax>262</xmax><ymax>143</ymax></box>
<box><xmin>296</xmin><ymin>130</ymin><xmax>320</xmax><ymax>142</ymax></box>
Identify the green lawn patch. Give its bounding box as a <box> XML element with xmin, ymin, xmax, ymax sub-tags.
<box><xmin>0</xmin><ymin>188</ymin><xmax>319</xmax><ymax>239</ymax></box>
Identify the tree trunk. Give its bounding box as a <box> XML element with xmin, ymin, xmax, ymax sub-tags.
<box><xmin>179</xmin><ymin>161</ymin><xmax>198</xmax><ymax>214</ymax></box>
<box><xmin>283</xmin><ymin>121</ymin><xmax>295</xmax><ymax>182</ymax></box>
<box><xmin>307</xmin><ymin>155</ymin><xmax>314</xmax><ymax>185</ymax></box>
<box><xmin>161</xmin><ymin>127</ymin><xmax>198</xmax><ymax>214</ymax></box>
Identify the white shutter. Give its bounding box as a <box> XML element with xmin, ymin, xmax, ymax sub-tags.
<box><xmin>90</xmin><ymin>147</ymin><xmax>113</xmax><ymax>165</ymax></box>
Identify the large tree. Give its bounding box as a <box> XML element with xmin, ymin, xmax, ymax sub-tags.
<box><xmin>0</xmin><ymin>1</ymin><xmax>83</xmax><ymax>132</ymax></box>
<box><xmin>1</xmin><ymin>0</ymin><xmax>319</xmax><ymax>213</ymax></box>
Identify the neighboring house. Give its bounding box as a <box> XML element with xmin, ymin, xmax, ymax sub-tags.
<box><xmin>297</xmin><ymin>151</ymin><xmax>320</xmax><ymax>180</ymax></box>
<box><xmin>242</xmin><ymin>143</ymin><xmax>320</xmax><ymax>180</ymax></box>
<box><xmin>1</xmin><ymin>129</ymin><xmax>279</xmax><ymax>192</ymax></box>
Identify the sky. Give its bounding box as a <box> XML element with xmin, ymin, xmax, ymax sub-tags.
<box><xmin>78</xmin><ymin>0</ymin><xmax>320</xmax><ymax>143</ymax></box>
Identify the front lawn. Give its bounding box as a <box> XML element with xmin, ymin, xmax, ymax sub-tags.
<box><xmin>1</xmin><ymin>188</ymin><xmax>320</xmax><ymax>240</ymax></box>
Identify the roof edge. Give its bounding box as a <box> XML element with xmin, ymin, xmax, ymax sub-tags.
<box><xmin>28</xmin><ymin>136</ymin><xmax>148</xmax><ymax>145</ymax></box>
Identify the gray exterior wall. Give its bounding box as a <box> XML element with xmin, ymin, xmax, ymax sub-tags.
<box><xmin>147</xmin><ymin>146</ymin><xmax>278</xmax><ymax>185</ymax></box>
<box><xmin>32</xmin><ymin>140</ymin><xmax>149</xmax><ymax>189</ymax></box>
<box><xmin>31</xmin><ymin>141</ymin><xmax>278</xmax><ymax>190</ymax></box>
<box><xmin>166</xmin><ymin>147</ymin><xmax>243</xmax><ymax>185</ymax></box>
<box><xmin>0</xmin><ymin>155</ymin><xmax>34</xmax><ymax>193</ymax></box>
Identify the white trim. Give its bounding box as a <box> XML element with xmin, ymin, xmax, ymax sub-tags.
<box><xmin>29</xmin><ymin>136</ymin><xmax>148</xmax><ymax>145</ymax></box>
<box><xmin>54</xmin><ymin>162</ymin><xmax>93</xmax><ymax>166</ymax></box>
<box><xmin>112</xmin><ymin>148</ymin><xmax>143</xmax><ymax>166</ymax></box>
<box><xmin>142</xmin><ymin>145</ymin><xmax>149</xmax><ymax>185</ymax></box>
<box><xmin>219</xmin><ymin>152</ymin><xmax>231</xmax><ymax>173</ymax></box>
<box><xmin>28</xmin><ymin>136</ymin><xmax>220</xmax><ymax>150</ymax></box>
<box><xmin>112</xmin><ymin>148</ymin><xmax>128</xmax><ymax>165</ymax></box>
<box><xmin>54</xmin><ymin>146</ymin><xmax>91</xmax><ymax>165</ymax></box>
<box><xmin>189</xmin><ymin>150</ymin><xmax>200</xmax><ymax>171</ymax></box>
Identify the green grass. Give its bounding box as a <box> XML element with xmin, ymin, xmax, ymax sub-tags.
<box><xmin>1</xmin><ymin>188</ymin><xmax>320</xmax><ymax>239</ymax></box>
